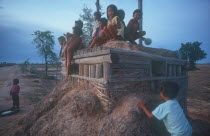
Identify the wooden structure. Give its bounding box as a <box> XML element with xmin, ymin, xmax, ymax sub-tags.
<box><xmin>61</xmin><ymin>46</ymin><xmax>188</xmax><ymax>113</ymax></box>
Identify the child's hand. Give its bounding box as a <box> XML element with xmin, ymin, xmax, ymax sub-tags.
<box><xmin>137</xmin><ymin>101</ymin><xmax>145</xmax><ymax>108</ymax></box>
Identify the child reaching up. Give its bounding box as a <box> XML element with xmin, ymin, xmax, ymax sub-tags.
<box><xmin>10</xmin><ymin>79</ymin><xmax>20</xmax><ymax>109</ymax></box>
<box><xmin>137</xmin><ymin>81</ymin><xmax>192</xmax><ymax>136</ymax></box>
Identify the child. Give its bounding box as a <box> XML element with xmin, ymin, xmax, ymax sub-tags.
<box><xmin>10</xmin><ymin>79</ymin><xmax>20</xmax><ymax>109</ymax></box>
<box><xmin>103</xmin><ymin>4</ymin><xmax>125</xmax><ymax>40</ymax></box>
<box><xmin>127</xmin><ymin>9</ymin><xmax>146</xmax><ymax>44</ymax></box>
<box><xmin>89</xmin><ymin>18</ymin><xmax>108</xmax><ymax>48</ymax></box>
<box><xmin>58</xmin><ymin>36</ymin><xmax>66</xmax><ymax>59</ymax></box>
<box><xmin>64</xmin><ymin>26</ymin><xmax>82</xmax><ymax>76</ymax></box>
<box><xmin>137</xmin><ymin>81</ymin><xmax>192</xmax><ymax>136</ymax></box>
<box><xmin>118</xmin><ymin>9</ymin><xmax>128</xmax><ymax>41</ymax></box>
<box><xmin>92</xmin><ymin>11</ymin><xmax>101</xmax><ymax>38</ymax></box>
<box><xmin>75</xmin><ymin>20</ymin><xmax>86</xmax><ymax>48</ymax></box>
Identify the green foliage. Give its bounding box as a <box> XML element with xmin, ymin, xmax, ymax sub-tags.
<box><xmin>179</xmin><ymin>41</ymin><xmax>207</xmax><ymax>70</ymax></box>
<box><xmin>20</xmin><ymin>58</ymin><xmax>30</xmax><ymax>73</ymax></box>
<box><xmin>80</xmin><ymin>5</ymin><xmax>94</xmax><ymax>45</ymax></box>
<box><xmin>32</xmin><ymin>30</ymin><xmax>58</xmax><ymax>77</ymax></box>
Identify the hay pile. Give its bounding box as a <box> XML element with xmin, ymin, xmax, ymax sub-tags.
<box><xmin>14</xmin><ymin>80</ymin><xmax>169</xmax><ymax>136</ymax></box>
<box><xmin>103</xmin><ymin>40</ymin><xmax>179</xmax><ymax>59</ymax></box>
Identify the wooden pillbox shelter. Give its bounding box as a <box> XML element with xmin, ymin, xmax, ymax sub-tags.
<box><xmin>61</xmin><ymin>46</ymin><xmax>188</xmax><ymax>113</ymax></box>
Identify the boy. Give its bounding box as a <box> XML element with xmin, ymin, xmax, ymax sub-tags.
<box><xmin>127</xmin><ymin>9</ymin><xmax>146</xmax><ymax>44</ymax></box>
<box><xmin>137</xmin><ymin>81</ymin><xmax>192</xmax><ymax>136</ymax></box>
<box><xmin>10</xmin><ymin>79</ymin><xmax>20</xmax><ymax>109</ymax></box>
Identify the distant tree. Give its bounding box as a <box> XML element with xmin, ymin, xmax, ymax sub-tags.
<box><xmin>20</xmin><ymin>58</ymin><xmax>30</xmax><ymax>73</ymax></box>
<box><xmin>179</xmin><ymin>41</ymin><xmax>207</xmax><ymax>70</ymax></box>
<box><xmin>80</xmin><ymin>5</ymin><xmax>94</xmax><ymax>45</ymax></box>
<box><xmin>32</xmin><ymin>30</ymin><xmax>58</xmax><ymax>77</ymax></box>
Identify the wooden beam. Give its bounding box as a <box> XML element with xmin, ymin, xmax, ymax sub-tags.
<box><xmin>96</xmin><ymin>64</ymin><xmax>103</xmax><ymax>79</ymax></box>
<box><xmin>74</xmin><ymin>54</ymin><xmax>112</xmax><ymax>64</ymax></box>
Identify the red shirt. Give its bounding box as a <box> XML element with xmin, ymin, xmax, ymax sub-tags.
<box><xmin>10</xmin><ymin>85</ymin><xmax>20</xmax><ymax>95</ymax></box>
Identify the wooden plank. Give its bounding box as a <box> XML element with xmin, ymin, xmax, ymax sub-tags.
<box><xmin>74</xmin><ymin>54</ymin><xmax>112</xmax><ymax>64</ymax></box>
<box><xmin>112</xmin><ymin>69</ymin><xmax>150</xmax><ymax>78</ymax></box>
<box><xmin>111</xmin><ymin>63</ymin><xmax>150</xmax><ymax>69</ymax></box>
<box><xmin>109</xmin><ymin>76</ymin><xmax>188</xmax><ymax>83</ymax></box>
<box><xmin>96</xmin><ymin>64</ymin><xmax>103</xmax><ymax>78</ymax></box>
<box><xmin>84</xmin><ymin>65</ymin><xmax>89</xmax><ymax>77</ymax></box>
<box><xmin>110</xmin><ymin>48</ymin><xmax>186</xmax><ymax>65</ymax></box>
<box><xmin>177</xmin><ymin>65</ymin><xmax>182</xmax><ymax>76</ymax></box>
<box><xmin>70</xmin><ymin>74</ymin><xmax>106</xmax><ymax>84</ymax></box>
<box><xmin>172</xmin><ymin>65</ymin><xmax>176</xmax><ymax>76</ymax></box>
<box><xmin>90</xmin><ymin>65</ymin><xmax>96</xmax><ymax>78</ymax></box>
<box><xmin>79</xmin><ymin>64</ymin><xmax>84</xmax><ymax>76</ymax></box>
<box><xmin>168</xmin><ymin>64</ymin><xmax>172</xmax><ymax>76</ymax></box>
<box><xmin>103</xmin><ymin>63</ymin><xmax>111</xmax><ymax>81</ymax></box>
<box><xmin>73</xmin><ymin>48</ymin><xmax>111</xmax><ymax>59</ymax></box>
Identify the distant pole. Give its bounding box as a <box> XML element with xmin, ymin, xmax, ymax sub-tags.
<box><xmin>96</xmin><ymin>0</ymin><xmax>100</xmax><ymax>12</ymax></box>
<box><xmin>138</xmin><ymin>0</ymin><xmax>143</xmax><ymax>46</ymax></box>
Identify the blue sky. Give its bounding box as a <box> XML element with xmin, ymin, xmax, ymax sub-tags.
<box><xmin>0</xmin><ymin>0</ymin><xmax>209</xmax><ymax>63</ymax></box>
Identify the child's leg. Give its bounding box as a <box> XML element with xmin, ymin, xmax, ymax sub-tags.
<box><xmin>16</xmin><ymin>95</ymin><xmax>19</xmax><ymax>108</ymax></box>
<box><xmin>107</xmin><ymin>25</ymin><xmax>118</xmax><ymax>40</ymax></box>
<box><xmin>64</xmin><ymin>47</ymin><xmax>68</xmax><ymax>68</ymax></box>
<box><xmin>103</xmin><ymin>27</ymin><xmax>113</xmax><ymax>40</ymax></box>
<box><xmin>66</xmin><ymin>49</ymin><xmax>74</xmax><ymax>76</ymax></box>
<box><xmin>12</xmin><ymin>95</ymin><xmax>15</xmax><ymax>108</ymax></box>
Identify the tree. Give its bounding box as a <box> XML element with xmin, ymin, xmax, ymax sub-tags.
<box><xmin>80</xmin><ymin>5</ymin><xmax>94</xmax><ymax>45</ymax></box>
<box><xmin>32</xmin><ymin>30</ymin><xmax>57</xmax><ymax>77</ymax></box>
<box><xmin>179</xmin><ymin>41</ymin><xmax>207</xmax><ymax>70</ymax></box>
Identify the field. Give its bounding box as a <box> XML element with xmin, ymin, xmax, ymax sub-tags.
<box><xmin>0</xmin><ymin>64</ymin><xmax>209</xmax><ymax>135</ymax></box>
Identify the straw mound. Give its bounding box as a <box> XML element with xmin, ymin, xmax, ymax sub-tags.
<box><xmin>103</xmin><ymin>40</ymin><xmax>179</xmax><ymax>59</ymax></box>
<box><xmin>14</xmin><ymin>80</ymin><xmax>168</xmax><ymax>136</ymax></box>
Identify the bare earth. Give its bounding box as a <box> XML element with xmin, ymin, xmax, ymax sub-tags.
<box><xmin>0</xmin><ymin>65</ymin><xmax>56</xmax><ymax>136</ymax></box>
<box><xmin>0</xmin><ymin>64</ymin><xmax>210</xmax><ymax>135</ymax></box>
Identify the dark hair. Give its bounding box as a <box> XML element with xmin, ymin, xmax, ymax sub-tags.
<box><xmin>13</xmin><ymin>79</ymin><xmax>19</xmax><ymax>85</ymax></box>
<box><xmin>98</xmin><ymin>18</ymin><xmax>108</xmax><ymax>26</ymax></box>
<box><xmin>73</xmin><ymin>26</ymin><xmax>83</xmax><ymax>36</ymax></box>
<box><xmin>133</xmin><ymin>9</ymin><xmax>142</xmax><ymax>17</ymax></box>
<box><xmin>58</xmin><ymin>36</ymin><xmax>66</xmax><ymax>41</ymax></box>
<box><xmin>159</xmin><ymin>81</ymin><xmax>179</xmax><ymax>99</ymax></box>
<box><xmin>94</xmin><ymin>11</ymin><xmax>101</xmax><ymax>19</ymax></box>
<box><xmin>107</xmin><ymin>4</ymin><xmax>118</xmax><ymax>19</ymax></box>
<box><xmin>75</xmin><ymin>20</ymin><xmax>83</xmax><ymax>28</ymax></box>
<box><xmin>118</xmin><ymin>9</ymin><xmax>125</xmax><ymax>21</ymax></box>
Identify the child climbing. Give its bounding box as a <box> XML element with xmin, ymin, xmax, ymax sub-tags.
<box><xmin>58</xmin><ymin>36</ymin><xmax>66</xmax><ymax>59</ymax></box>
<box><xmin>10</xmin><ymin>79</ymin><xmax>20</xmax><ymax>109</ymax></box>
<box><xmin>64</xmin><ymin>26</ymin><xmax>82</xmax><ymax>76</ymax></box>
<box><xmin>137</xmin><ymin>81</ymin><xmax>192</xmax><ymax>136</ymax></box>
<box><xmin>89</xmin><ymin>18</ymin><xmax>108</xmax><ymax>48</ymax></box>
<box><xmin>103</xmin><ymin>4</ymin><xmax>125</xmax><ymax>41</ymax></box>
<box><xmin>127</xmin><ymin>9</ymin><xmax>146</xmax><ymax>44</ymax></box>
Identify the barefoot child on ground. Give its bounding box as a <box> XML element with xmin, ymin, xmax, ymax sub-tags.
<box><xmin>137</xmin><ymin>81</ymin><xmax>192</xmax><ymax>136</ymax></box>
<box><xmin>10</xmin><ymin>79</ymin><xmax>20</xmax><ymax>109</ymax></box>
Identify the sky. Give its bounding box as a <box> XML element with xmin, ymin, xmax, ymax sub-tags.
<box><xmin>0</xmin><ymin>0</ymin><xmax>209</xmax><ymax>63</ymax></box>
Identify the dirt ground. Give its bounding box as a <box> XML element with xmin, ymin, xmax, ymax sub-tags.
<box><xmin>0</xmin><ymin>65</ymin><xmax>57</xmax><ymax>135</ymax></box>
<box><xmin>0</xmin><ymin>64</ymin><xmax>210</xmax><ymax>135</ymax></box>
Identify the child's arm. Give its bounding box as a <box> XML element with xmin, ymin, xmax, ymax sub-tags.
<box><xmin>137</xmin><ymin>101</ymin><xmax>154</xmax><ymax>118</ymax></box>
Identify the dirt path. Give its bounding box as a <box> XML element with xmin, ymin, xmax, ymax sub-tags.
<box><xmin>0</xmin><ymin>65</ymin><xmax>56</xmax><ymax>136</ymax></box>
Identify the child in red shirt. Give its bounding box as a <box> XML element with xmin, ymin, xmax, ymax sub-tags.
<box><xmin>10</xmin><ymin>79</ymin><xmax>20</xmax><ymax>109</ymax></box>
